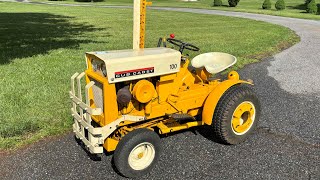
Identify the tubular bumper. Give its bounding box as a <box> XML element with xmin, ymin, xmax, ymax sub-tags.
<box><xmin>70</xmin><ymin>72</ymin><xmax>104</xmax><ymax>154</ymax></box>
<box><xmin>70</xmin><ymin>72</ymin><xmax>146</xmax><ymax>154</ymax></box>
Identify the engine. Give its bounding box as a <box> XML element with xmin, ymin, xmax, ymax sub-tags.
<box><xmin>115</xmin><ymin>78</ymin><xmax>158</xmax><ymax>113</ymax></box>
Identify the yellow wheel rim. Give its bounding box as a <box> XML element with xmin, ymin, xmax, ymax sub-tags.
<box><xmin>231</xmin><ymin>101</ymin><xmax>256</xmax><ymax>135</ymax></box>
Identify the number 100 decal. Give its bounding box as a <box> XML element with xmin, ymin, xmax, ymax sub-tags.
<box><xmin>170</xmin><ymin>64</ymin><xmax>178</xmax><ymax>70</ymax></box>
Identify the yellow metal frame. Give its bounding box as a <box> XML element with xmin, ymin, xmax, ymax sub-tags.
<box><xmin>85</xmin><ymin>54</ymin><xmax>253</xmax><ymax>152</ymax></box>
<box><xmin>84</xmin><ymin>55</ymin><xmax>208</xmax><ymax>151</ymax></box>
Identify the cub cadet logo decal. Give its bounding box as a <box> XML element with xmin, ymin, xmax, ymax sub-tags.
<box><xmin>115</xmin><ymin>67</ymin><xmax>154</xmax><ymax>78</ymax></box>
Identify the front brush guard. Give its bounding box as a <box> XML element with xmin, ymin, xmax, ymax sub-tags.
<box><xmin>70</xmin><ymin>72</ymin><xmax>103</xmax><ymax>154</ymax></box>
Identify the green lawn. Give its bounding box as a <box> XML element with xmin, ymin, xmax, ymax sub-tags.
<box><xmin>0</xmin><ymin>2</ymin><xmax>298</xmax><ymax>149</ymax></box>
<box><xmin>32</xmin><ymin>0</ymin><xmax>320</xmax><ymax>20</ymax></box>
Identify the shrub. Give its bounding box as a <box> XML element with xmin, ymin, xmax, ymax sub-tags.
<box><xmin>275</xmin><ymin>0</ymin><xmax>286</xmax><ymax>10</ymax></box>
<box><xmin>213</xmin><ymin>0</ymin><xmax>222</xmax><ymax>6</ymax></box>
<box><xmin>262</xmin><ymin>0</ymin><xmax>272</xmax><ymax>9</ymax></box>
<box><xmin>306</xmin><ymin>0</ymin><xmax>318</xmax><ymax>14</ymax></box>
<box><xmin>228</xmin><ymin>0</ymin><xmax>240</xmax><ymax>7</ymax></box>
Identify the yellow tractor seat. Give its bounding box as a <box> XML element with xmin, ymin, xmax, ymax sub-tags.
<box><xmin>191</xmin><ymin>52</ymin><xmax>237</xmax><ymax>74</ymax></box>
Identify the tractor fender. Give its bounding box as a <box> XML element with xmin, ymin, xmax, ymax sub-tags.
<box><xmin>202</xmin><ymin>78</ymin><xmax>253</xmax><ymax>125</ymax></box>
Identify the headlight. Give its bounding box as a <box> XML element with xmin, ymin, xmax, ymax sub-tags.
<box><xmin>101</xmin><ymin>63</ymin><xmax>107</xmax><ymax>77</ymax></box>
<box><xmin>92</xmin><ymin>59</ymin><xmax>107</xmax><ymax>77</ymax></box>
<box><xmin>92</xmin><ymin>62</ymin><xmax>98</xmax><ymax>72</ymax></box>
<box><xmin>92</xmin><ymin>59</ymin><xmax>99</xmax><ymax>72</ymax></box>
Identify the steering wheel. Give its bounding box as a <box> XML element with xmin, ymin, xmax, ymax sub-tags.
<box><xmin>166</xmin><ymin>38</ymin><xmax>200</xmax><ymax>53</ymax></box>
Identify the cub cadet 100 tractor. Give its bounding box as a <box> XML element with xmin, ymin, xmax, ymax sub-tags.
<box><xmin>70</xmin><ymin>0</ymin><xmax>260</xmax><ymax>178</ymax></box>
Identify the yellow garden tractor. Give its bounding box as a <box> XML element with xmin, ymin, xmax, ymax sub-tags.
<box><xmin>70</xmin><ymin>0</ymin><xmax>260</xmax><ymax>178</ymax></box>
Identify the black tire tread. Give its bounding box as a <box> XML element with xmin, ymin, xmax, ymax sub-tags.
<box><xmin>212</xmin><ymin>85</ymin><xmax>260</xmax><ymax>145</ymax></box>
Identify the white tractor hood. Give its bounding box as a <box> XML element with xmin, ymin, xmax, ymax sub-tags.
<box><xmin>86</xmin><ymin>47</ymin><xmax>181</xmax><ymax>83</ymax></box>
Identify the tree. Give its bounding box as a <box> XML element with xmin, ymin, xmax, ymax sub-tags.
<box><xmin>213</xmin><ymin>0</ymin><xmax>222</xmax><ymax>6</ymax></box>
<box><xmin>228</xmin><ymin>0</ymin><xmax>240</xmax><ymax>7</ymax></box>
<box><xmin>306</xmin><ymin>0</ymin><xmax>318</xmax><ymax>14</ymax></box>
<box><xmin>275</xmin><ymin>0</ymin><xmax>286</xmax><ymax>10</ymax></box>
<box><xmin>262</xmin><ymin>0</ymin><xmax>272</xmax><ymax>9</ymax></box>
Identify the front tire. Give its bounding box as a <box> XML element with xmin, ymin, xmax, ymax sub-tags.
<box><xmin>212</xmin><ymin>85</ymin><xmax>260</xmax><ymax>144</ymax></box>
<box><xmin>113</xmin><ymin>128</ymin><xmax>161</xmax><ymax>178</ymax></box>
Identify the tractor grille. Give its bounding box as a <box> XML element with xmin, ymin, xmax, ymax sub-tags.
<box><xmin>90</xmin><ymin>79</ymin><xmax>104</xmax><ymax>111</ymax></box>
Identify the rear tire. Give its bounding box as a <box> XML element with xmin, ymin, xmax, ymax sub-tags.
<box><xmin>113</xmin><ymin>128</ymin><xmax>161</xmax><ymax>178</ymax></box>
<box><xmin>212</xmin><ymin>85</ymin><xmax>260</xmax><ymax>144</ymax></box>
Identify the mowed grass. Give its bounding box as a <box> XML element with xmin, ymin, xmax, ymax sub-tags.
<box><xmin>35</xmin><ymin>0</ymin><xmax>320</xmax><ymax>20</ymax></box>
<box><xmin>0</xmin><ymin>2</ymin><xmax>298</xmax><ymax>149</ymax></box>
